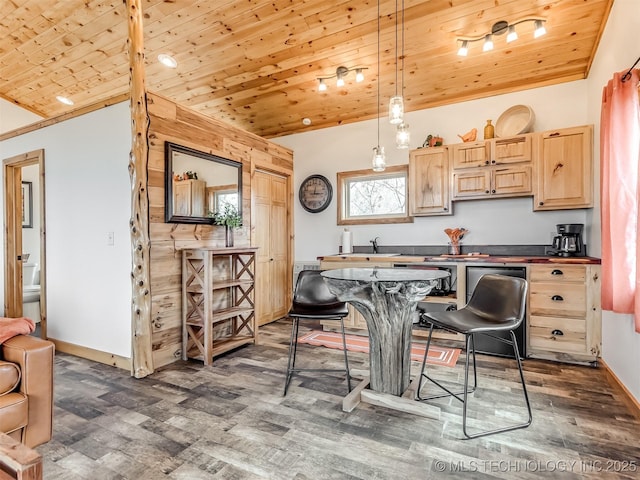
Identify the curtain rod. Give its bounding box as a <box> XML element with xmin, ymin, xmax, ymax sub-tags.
<box><xmin>622</xmin><ymin>56</ymin><xmax>640</xmax><ymax>82</ymax></box>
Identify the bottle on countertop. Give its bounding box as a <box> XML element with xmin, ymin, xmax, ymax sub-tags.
<box><xmin>484</xmin><ymin>119</ymin><xmax>495</xmax><ymax>139</ymax></box>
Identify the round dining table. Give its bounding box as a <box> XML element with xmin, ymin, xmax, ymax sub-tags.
<box><xmin>321</xmin><ymin>267</ymin><xmax>450</xmax><ymax>396</ymax></box>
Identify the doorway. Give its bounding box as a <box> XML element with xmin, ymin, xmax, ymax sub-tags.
<box><xmin>252</xmin><ymin>166</ymin><xmax>292</xmax><ymax>326</ymax></box>
<box><xmin>3</xmin><ymin>149</ymin><xmax>47</xmax><ymax>337</ymax></box>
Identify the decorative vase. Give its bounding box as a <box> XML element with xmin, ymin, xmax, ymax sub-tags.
<box><xmin>225</xmin><ymin>226</ymin><xmax>234</xmax><ymax>247</ymax></box>
<box><xmin>449</xmin><ymin>242</ymin><xmax>461</xmax><ymax>255</ymax></box>
<box><xmin>484</xmin><ymin>119</ymin><xmax>495</xmax><ymax>139</ymax></box>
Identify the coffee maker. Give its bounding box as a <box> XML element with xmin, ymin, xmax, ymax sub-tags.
<box><xmin>548</xmin><ymin>223</ymin><xmax>585</xmax><ymax>257</ymax></box>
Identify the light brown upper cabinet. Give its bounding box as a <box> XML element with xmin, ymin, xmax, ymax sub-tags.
<box><xmin>409</xmin><ymin>146</ymin><xmax>452</xmax><ymax>216</ymax></box>
<box><xmin>451</xmin><ymin>141</ymin><xmax>490</xmax><ymax>169</ymax></box>
<box><xmin>534</xmin><ymin>125</ymin><xmax>593</xmax><ymax>211</ymax></box>
<box><xmin>173</xmin><ymin>179</ymin><xmax>206</xmax><ymax>216</ymax></box>
<box><xmin>452</xmin><ymin>135</ymin><xmax>533</xmax><ymax>200</ymax></box>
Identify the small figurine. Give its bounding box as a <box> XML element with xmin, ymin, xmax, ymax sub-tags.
<box><xmin>457</xmin><ymin>128</ymin><xmax>477</xmax><ymax>142</ymax></box>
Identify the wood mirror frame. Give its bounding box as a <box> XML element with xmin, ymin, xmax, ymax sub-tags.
<box><xmin>164</xmin><ymin>142</ymin><xmax>242</xmax><ymax>224</ymax></box>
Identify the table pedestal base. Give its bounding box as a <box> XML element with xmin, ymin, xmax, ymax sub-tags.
<box><xmin>343</xmin><ymin>377</ymin><xmax>441</xmax><ymax>419</ymax></box>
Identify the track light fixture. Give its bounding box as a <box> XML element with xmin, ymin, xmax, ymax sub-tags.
<box><xmin>457</xmin><ymin>18</ymin><xmax>547</xmax><ymax>56</ymax></box>
<box><xmin>317</xmin><ymin>66</ymin><xmax>368</xmax><ymax>92</ymax></box>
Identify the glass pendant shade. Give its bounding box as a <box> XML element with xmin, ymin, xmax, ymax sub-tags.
<box><xmin>396</xmin><ymin>123</ymin><xmax>410</xmax><ymax>149</ymax></box>
<box><xmin>506</xmin><ymin>25</ymin><xmax>518</xmax><ymax>42</ymax></box>
<box><xmin>388</xmin><ymin>96</ymin><xmax>404</xmax><ymax>124</ymax></box>
<box><xmin>372</xmin><ymin>146</ymin><xmax>386</xmax><ymax>172</ymax></box>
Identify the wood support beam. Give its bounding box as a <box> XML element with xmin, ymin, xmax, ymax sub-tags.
<box><xmin>127</xmin><ymin>0</ymin><xmax>153</xmax><ymax>378</ymax></box>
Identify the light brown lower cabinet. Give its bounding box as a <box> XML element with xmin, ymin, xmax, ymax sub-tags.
<box><xmin>527</xmin><ymin>264</ymin><xmax>601</xmax><ymax>364</ymax></box>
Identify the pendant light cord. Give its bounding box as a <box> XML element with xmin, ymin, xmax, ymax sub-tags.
<box><xmin>394</xmin><ymin>0</ymin><xmax>399</xmax><ymax>97</ymax></box>
<box><xmin>401</xmin><ymin>0</ymin><xmax>405</xmax><ymax>99</ymax></box>
<box><xmin>377</xmin><ymin>0</ymin><xmax>380</xmax><ymax>147</ymax></box>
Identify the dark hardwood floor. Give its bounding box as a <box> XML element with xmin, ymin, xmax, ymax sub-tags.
<box><xmin>39</xmin><ymin>319</ymin><xmax>640</xmax><ymax>479</ymax></box>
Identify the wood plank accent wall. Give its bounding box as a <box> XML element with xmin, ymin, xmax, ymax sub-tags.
<box><xmin>147</xmin><ymin>91</ymin><xmax>293</xmax><ymax>368</ymax></box>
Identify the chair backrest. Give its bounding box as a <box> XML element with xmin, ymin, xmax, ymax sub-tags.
<box><xmin>466</xmin><ymin>274</ymin><xmax>528</xmax><ymax>326</ymax></box>
<box><xmin>293</xmin><ymin>270</ymin><xmax>343</xmax><ymax>307</ymax></box>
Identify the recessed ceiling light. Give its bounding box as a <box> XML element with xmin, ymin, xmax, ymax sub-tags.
<box><xmin>158</xmin><ymin>53</ymin><xmax>178</xmax><ymax>68</ymax></box>
<box><xmin>56</xmin><ymin>95</ymin><xmax>74</xmax><ymax>106</ymax></box>
<box><xmin>302</xmin><ymin>118</ymin><xmax>311</xmax><ymax>126</ymax></box>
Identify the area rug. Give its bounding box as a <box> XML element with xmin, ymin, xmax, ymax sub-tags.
<box><xmin>298</xmin><ymin>331</ymin><xmax>460</xmax><ymax>368</ymax></box>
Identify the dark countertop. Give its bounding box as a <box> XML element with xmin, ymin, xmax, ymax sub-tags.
<box><xmin>318</xmin><ymin>253</ymin><xmax>601</xmax><ymax>265</ymax></box>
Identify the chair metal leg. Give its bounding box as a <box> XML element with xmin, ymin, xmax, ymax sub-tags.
<box><xmin>417</xmin><ymin>328</ymin><xmax>531</xmax><ymax>439</ymax></box>
<box><xmin>417</xmin><ymin>325</ymin><xmax>477</xmax><ymax>402</ymax></box>
<box><xmin>461</xmin><ymin>330</ymin><xmax>533</xmax><ymax>439</ymax></box>
<box><xmin>283</xmin><ymin>317</ymin><xmax>300</xmax><ymax>396</ymax></box>
<box><xmin>283</xmin><ymin>316</ymin><xmax>352</xmax><ymax>396</ymax></box>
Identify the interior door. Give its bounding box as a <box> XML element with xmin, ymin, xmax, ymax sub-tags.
<box><xmin>3</xmin><ymin>165</ymin><xmax>23</xmax><ymax>316</ymax></box>
<box><xmin>3</xmin><ymin>149</ymin><xmax>46</xmax><ymax>337</ymax></box>
<box><xmin>254</xmin><ymin>170</ymin><xmax>289</xmax><ymax>326</ymax></box>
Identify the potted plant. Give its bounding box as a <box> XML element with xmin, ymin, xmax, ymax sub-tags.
<box><xmin>211</xmin><ymin>204</ymin><xmax>242</xmax><ymax>247</ymax></box>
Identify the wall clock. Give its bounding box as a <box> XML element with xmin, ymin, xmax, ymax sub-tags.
<box><xmin>299</xmin><ymin>174</ymin><xmax>333</xmax><ymax>213</ymax></box>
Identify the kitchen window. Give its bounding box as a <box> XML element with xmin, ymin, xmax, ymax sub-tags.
<box><xmin>337</xmin><ymin>165</ymin><xmax>413</xmax><ymax>225</ymax></box>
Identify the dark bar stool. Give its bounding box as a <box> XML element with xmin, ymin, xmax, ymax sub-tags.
<box><xmin>283</xmin><ymin>270</ymin><xmax>352</xmax><ymax>396</ymax></box>
<box><xmin>416</xmin><ymin>274</ymin><xmax>532</xmax><ymax>439</ymax></box>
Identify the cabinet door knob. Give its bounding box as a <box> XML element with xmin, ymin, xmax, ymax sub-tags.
<box><xmin>443</xmin><ymin>207</ymin><xmax>448</xmax><ymax>211</ymax></box>
<box><xmin>539</xmin><ymin>202</ymin><xmax>544</xmax><ymax>206</ymax></box>
<box><xmin>551</xmin><ymin>295</ymin><xmax>564</xmax><ymax>301</ymax></box>
<box><xmin>484</xmin><ymin>160</ymin><xmax>490</xmax><ymax>165</ymax></box>
<box><xmin>485</xmin><ymin>190</ymin><xmax>490</xmax><ymax>194</ymax></box>
<box><xmin>491</xmin><ymin>189</ymin><xmax>496</xmax><ymax>194</ymax></box>
<box><xmin>551</xmin><ymin>329</ymin><xmax>564</xmax><ymax>336</ymax></box>
<box><xmin>551</xmin><ymin>269</ymin><xmax>564</xmax><ymax>275</ymax></box>
<box><xmin>491</xmin><ymin>160</ymin><xmax>496</xmax><ymax>164</ymax></box>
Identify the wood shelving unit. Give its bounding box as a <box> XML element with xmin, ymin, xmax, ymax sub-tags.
<box><xmin>182</xmin><ymin>247</ymin><xmax>258</xmax><ymax>365</ymax></box>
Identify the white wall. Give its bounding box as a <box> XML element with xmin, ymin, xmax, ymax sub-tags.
<box><xmin>0</xmin><ymin>102</ymin><xmax>132</xmax><ymax>358</ymax></box>
<box><xmin>584</xmin><ymin>0</ymin><xmax>640</xmax><ymax>403</ymax></box>
<box><xmin>0</xmin><ymin>98</ymin><xmax>42</xmax><ymax>133</ymax></box>
<box><xmin>276</xmin><ymin>82</ymin><xmax>591</xmax><ymax>261</ymax></box>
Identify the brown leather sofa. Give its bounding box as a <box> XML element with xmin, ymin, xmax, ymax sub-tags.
<box><xmin>0</xmin><ymin>335</ymin><xmax>54</xmax><ymax>448</ymax></box>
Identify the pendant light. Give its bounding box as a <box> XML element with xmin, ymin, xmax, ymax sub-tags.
<box><xmin>395</xmin><ymin>0</ymin><xmax>410</xmax><ymax>149</ymax></box>
<box><xmin>388</xmin><ymin>0</ymin><xmax>404</xmax><ymax>125</ymax></box>
<box><xmin>372</xmin><ymin>0</ymin><xmax>386</xmax><ymax>172</ymax></box>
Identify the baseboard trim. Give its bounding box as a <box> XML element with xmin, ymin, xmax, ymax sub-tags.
<box><xmin>50</xmin><ymin>338</ymin><xmax>131</xmax><ymax>372</ymax></box>
<box><xmin>599</xmin><ymin>358</ymin><xmax>640</xmax><ymax>419</ymax></box>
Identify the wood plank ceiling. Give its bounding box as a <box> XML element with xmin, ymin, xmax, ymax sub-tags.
<box><xmin>0</xmin><ymin>0</ymin><xmax>613</xmax><ymax>139</ymax></box>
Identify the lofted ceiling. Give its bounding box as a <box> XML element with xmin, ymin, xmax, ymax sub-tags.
<box><xmin>1</xmin><ymin>0</ymin><xmax>613</xmax><ymax>139</ymax></box>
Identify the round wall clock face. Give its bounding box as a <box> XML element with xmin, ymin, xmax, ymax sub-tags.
<box><xmin>299</xmin><ymin>174</ymin><xmax>333</xmax><ymax>213</ymax></box>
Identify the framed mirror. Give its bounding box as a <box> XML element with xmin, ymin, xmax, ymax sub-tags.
<box><xmin>164</xmin><ymin>142</ymin><xmax>242</xmax><ymax>224</ymax></box>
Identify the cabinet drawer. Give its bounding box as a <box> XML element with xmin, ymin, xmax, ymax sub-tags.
<box><xmin>530</xmin><ymin>265</ymin><xmax>586</xmax><ymax>283</ymax></box>
<box><xmin>529</xmin><ymin>315</ymin><xmax>586</xmax><ymax>354</ymax></box>
<box><xmin>529</xmin><ymin>282</ymin><xmax>586</xmax><ymax>316</ymax></box>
